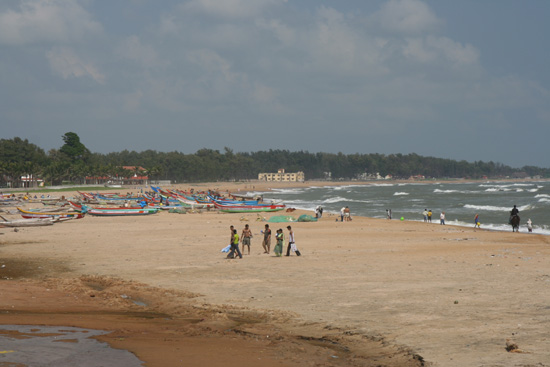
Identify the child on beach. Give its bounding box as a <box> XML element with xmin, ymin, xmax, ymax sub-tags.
<box><xmin>474</xmin><ymin>214</ymin><xmax>481</xmax><ymax>228</ymax></box>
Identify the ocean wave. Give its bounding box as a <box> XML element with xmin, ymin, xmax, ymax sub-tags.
<box><xmin>535</xmin><ymin>194</ymin><xmax>550</xmax><ymax>198</ymax></box>
<box><xmin>434</xmin><ymin>189</ymin><xmax>480</xmax><ymax>194</ymax></box>
<box><xmin>463</xmin><ymin>204</ymin><xmax>533</xmax><ymax>212</ymax></box>
<box><xmin>484</xmin><ymin>188</ymin><xmax>512</xmax><ymax>192</ymax></box>
<box><xmin>434</xmin><ymin>189</ymin><xmax>459</xmax><ymax>193</ymax></box>
<box><xmin>480</xmin><ymin>183</ymin><xmax>535</xmax><ymax>188</ymax></box>
<box><xmin>444</xmin><ymin>220</ymin><xmax>550</xmax><ymax>235</ymax></box>
<box><xmin>269</xmin><ymin>188</ymin><xmax>306</xmax><ymax>195</ymax></box>
<box><xmin>393</xmin><ymin>192</ymin><xmax>409</xmax><ymax>196</ymax></box>
<box><xmin>320</xmin><ymin>196</ymin><xmax>348</xmax><ymax>204</ymax></box>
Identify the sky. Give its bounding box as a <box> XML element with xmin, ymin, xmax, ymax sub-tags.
<box><xmin>1</xmin><ymin>0</ymin><xmax>549</xmax><ymax>168</ymax></box>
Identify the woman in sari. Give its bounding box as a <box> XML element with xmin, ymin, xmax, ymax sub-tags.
<box><xmin>274</xmin><ymin>229</ymin><xmax>284</xmax><ymax>257</ymax></box>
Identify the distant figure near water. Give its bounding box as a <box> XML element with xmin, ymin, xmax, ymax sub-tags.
<box><xmin>510</xmin><ymin>205</ymin><xmax>520</xmax><ymax>232</ymax></box>
<box><xmin>474</xmin><ymin>214</ymin><xmax>481</xmax><ymax>228</ymax></box>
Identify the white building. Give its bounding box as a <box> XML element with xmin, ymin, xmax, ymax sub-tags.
<box><xmin>258</xmin><ymin>169</ymin><xmax>305</xmax><ymax>182</ymax></box>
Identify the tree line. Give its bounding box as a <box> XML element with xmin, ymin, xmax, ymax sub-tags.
<box><xmin>1</xmin><ymin>133</ymin><xmax>548</xmax><ymax>188</ymax></box>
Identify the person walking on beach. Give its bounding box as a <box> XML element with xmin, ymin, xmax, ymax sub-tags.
<box><xmin>427</xmin><ymin>209</ymin><xmax>433</xmax><ymax>223</ymax></box>
<box><xmin>262</xmin><ymin>224</ymin><xmax>272</xmax><ymax>254</ymax></box>
<box><xmin>440</xmin><ymin>212</ymin><xmax>445</xmax><ymax>225</ymax></box>
<box><xmin>423</xmin><ymin>209</ymin><xmax>428</xmax><ymax>222</ymax></box>
<box><xmin>527</xmin><ymin>218</ymin><xmax>533</xmax><ymax>233</ymax></box>
<box><xmin>340</xmin><ymin>207</ymin><xmax>345</xmax><ymax>222</ymax></box>
<box><xmin>241</xmin><ymin>224</ymin><xmax>252</xmax><ymax>255</ymax></box>
<box><xmin>227</xmin><ymin>229</ymin><xmax>243</xmax><ymax>259</ymax></box>
<box><xmin>474</xmin><ymin>214</ymin><xmax>481</xmax><ymax>228</ymax></box>
<box><xmin>386</xmin><ymin>209</ymin><xmax>392</xmax><ymax>220</ymax></box>
<box><xmin>285</xmin><ymin>226</ymin><xmax>301</xmax><ymax>256</ymax></box>
<box><xmin>274</xmin><ymin>229</ymin><xmax>284</xmax><ymax>257</ymax></box>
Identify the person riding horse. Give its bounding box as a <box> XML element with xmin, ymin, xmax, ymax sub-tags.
<box><xmin>510</xmin><ymin>205</ymin><xmax>520</xmax><ymax>232</ymax></box>
<box><xmin>510</xmin><ymin>205</ymin><xmax>519</xmax><ymax>220</ymax></box>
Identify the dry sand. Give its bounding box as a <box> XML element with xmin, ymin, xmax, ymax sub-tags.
<box><xmin>1</xmin><ymin>181</ymin><xmax>549</xmax><ymax>366</ymax></box>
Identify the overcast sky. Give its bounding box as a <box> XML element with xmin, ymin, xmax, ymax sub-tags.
<box><xmin>1</xmin><ymin>0</ymin><xmax>549</xmax><ymax>167</ymax></box>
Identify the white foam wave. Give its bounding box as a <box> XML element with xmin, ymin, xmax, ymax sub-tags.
<box><xmin>463</xmin><ymin>204</ymin><xmax>533</xmax><ymax>212</ymax></box>
<box><xmin>434</xmin><ymin>189</ymin><xmax>479</xmax><ymax>194</ymax></box>
<box><xmin>321</xmin><ymin>196</ymin><xmax>348</xmax><ymax>204</ymax></box>
<box><xmin>434</xmin><ymin>189</ymin><xmax>459</xmax><ymax>193</ymax></box>
<box><xmin>485</xmin><ymin>188</ymin><xmax>512</xmax><ymax>192</ymax></box>
<box><xmin>269</xmin><ymin>188</ymin><xmax>306</xmax><ymax>195</ymax></box>
<box><xmin>393</xmin><ymin>192</ymin><xmax>409</xmax><ymax>196</ymax></box>
<box><xmin>443</xmin><ymin>220</ymin><xmax>550</xmax><ymax>235</ymax></box>
<box><xmin>535</xmin><ymin>194</ymin><xmax>550</xmax><ymax>198</ymax></box>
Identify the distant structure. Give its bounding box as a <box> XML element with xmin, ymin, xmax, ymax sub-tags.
<box><xmin>355</xmin><ymin>172</ymin><xmax>392</xmax><ymax>181</ymax></box>
<box><xmin>86</xmin><ymin>166</ymin><xmax>149</xmax><ymax>186</ymax></box>
<box><xmin>258</xmin><ymin>169</ymin><xmax>305</xmax><ymax>182</ymax></box>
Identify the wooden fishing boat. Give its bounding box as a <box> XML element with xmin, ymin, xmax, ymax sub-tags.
<box><xmin>0</xmin><ymin>216</ymin><xmax>75</xmax><ymax>227</ymax></box>
<box><xmin>69</xmin><ymin>201</ymin><xmax>151</xmax><ymax>211</ymax></box>
<box><xmin>217</xmin><ymin>206</ymin><xmax>285</xmax><ymax>213</ymax></box>
<box><xmin>80</xmin><ymin>206</ymin><xmax>158</xmax><ymax>216</ymax></box>
<box><xmin>0</xmin><ymin>218</ymin><xmax>55</xmax><ymax>227</ymax></box>
<box><xmin>17</xmin><ymin>207</ymin><xmax>85</xmax><ymax>220</ymax></box>
<box><xmin>214</xmin><ymin>202</ymin><xmax>285</xmax><ymax>213</ymax></box>
<box><xmin>69</xmin><ymin>202</ymin><xmax>158</xmax><ymax>216</ymax></box>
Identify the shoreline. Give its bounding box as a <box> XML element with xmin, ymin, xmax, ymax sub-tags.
<box><xmin>1</xmin><ymin>181</ymin><xmax>550</xmax><ymax>366</ymax></box>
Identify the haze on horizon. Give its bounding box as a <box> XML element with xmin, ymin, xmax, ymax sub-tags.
<box><xmin>1</xmin><ymin>0</ymin><xmax>549</xmax><ymax>168</ymax></box>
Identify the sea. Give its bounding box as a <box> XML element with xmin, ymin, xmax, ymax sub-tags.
<box><xmin>251</xmin><ymin>181</ymin><xmax>550</xmax><ymax>235</ymax></box>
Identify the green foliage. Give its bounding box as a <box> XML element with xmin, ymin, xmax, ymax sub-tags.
<box><xmin>59</xmin><ymin>132</ymin><xmax>90</xmax><ymax>163</ymax></box>
<box><xmin>2</xmin><ymin>132</ymin><xmax>550</xmax><ymax>187</ymax></box>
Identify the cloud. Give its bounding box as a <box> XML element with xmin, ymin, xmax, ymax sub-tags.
<box><xmin>46</xmin><ymin>47</ymin><xmax>105</xmax><ymax>83</ymax></box>
<box><xmin>403</xmin><ymin>36</ymin><xmax>479</xmax><ymax>66</ymax></box>
<box><xmin>181</xmin><ymin>0</ymin><xmax>286</xmax><ymax>19</ymax></box>
<box><xmin>373</xmin><ymin>0</ymin><xmax>442</xmax><ymax>34</ymax></box>
<box><xmin>0</xmin><ymin>0</ymin><xmax>102</xmax><ymax>45</ymax></box>
<box><xmin>117</xmin><ymin>36</ymin><xmax>167</xmax><ymax>69</ymax></box>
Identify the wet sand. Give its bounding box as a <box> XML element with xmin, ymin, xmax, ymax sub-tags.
<box><xmin>1</xmin><ymin>181</ymin><xmax>549</xmax><ymax>366</ymax></box>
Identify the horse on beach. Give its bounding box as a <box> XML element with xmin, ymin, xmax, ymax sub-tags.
<box><xmin>510</xmin><ymin>215</ymin><xmax>520</xmax><ymax>232</ymax></box>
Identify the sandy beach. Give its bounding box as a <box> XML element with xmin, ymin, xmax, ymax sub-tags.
<box><xmin>1</xmin><ymin>181</ymin><xmax>549</xmax><ymax>366</ymax></box>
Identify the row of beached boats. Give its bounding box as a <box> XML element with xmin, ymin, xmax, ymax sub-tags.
<box><xmin>0</xmin><ymin>187</ymin><xmax>286</xmax><ymax>225</ymax></box>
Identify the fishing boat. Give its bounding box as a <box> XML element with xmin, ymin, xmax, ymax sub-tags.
<box><xmin>0</xmin><ymin>218</ymin><xmax>55</xmax><ymax>227</ymax></box>
<box><xmin>214</xmin><ymin>202</ymin><xmax>285</xmax><ymax>213</ymax></box>
<box><xmin>17</xmin><ymin>207</ymin><xmax>85</xmax><ymax>220</ymax></box>
<box><xmin>69</xmin><ymin>202</ymin><xmax>158</xmax><ymax>216</ymax></box>
<box><xmin>0</xmin><ymin>216</ymin><xmax>76</xmax><ymax>227</ymax></box>
<box><xmin>81</xmin><ymin>207</ymin><xmax>158</xmax><ymax>216</ymax></box>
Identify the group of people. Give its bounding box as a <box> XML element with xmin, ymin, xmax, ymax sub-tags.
<box><xmin>420</xmin><ymin>205</ymin><xmax>534</xmax><ymax>232</ymax></box>
<box><xmin>315</xmin><ymin>205</ymin><xmax>323</xmax><ymax>218</ymax></box>
<box><xmin>422</xmin><ymin>209</ymin><xmax>433</xmax><ymax>223</ymax></box>
<box><xmin>340</xmin><ymin>206</ymin><xmax>351</xmax><ymax>221</ymax></box>
<box><xmin>226</xmin><ymin>223</ymin><xmax>301</xmax><ymax>259</ymax></box>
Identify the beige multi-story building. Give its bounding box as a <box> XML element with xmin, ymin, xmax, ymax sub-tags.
<box><xmin>258</xmin><ymin>169</ymin><xmax>305</xmax><ymax>182</ymax></box>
